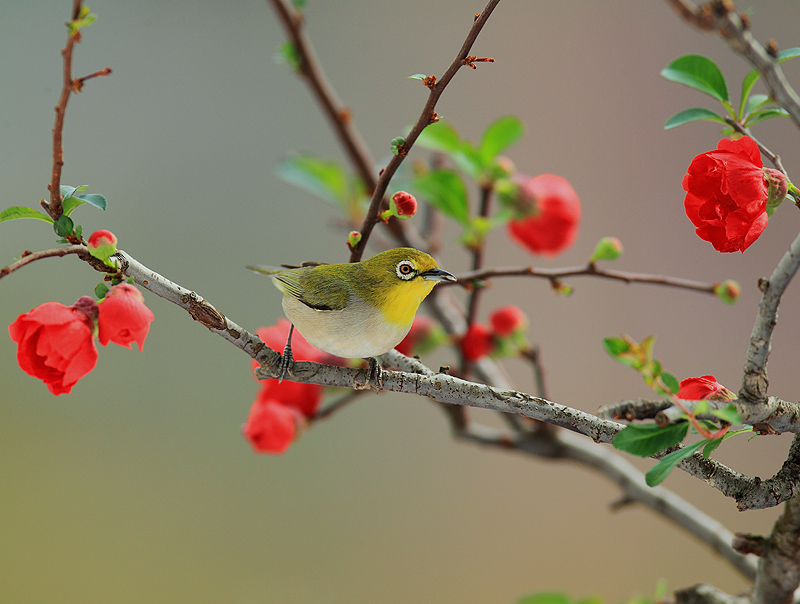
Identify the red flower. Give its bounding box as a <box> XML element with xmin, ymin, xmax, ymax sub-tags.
<box><xmin>678</xmin><ymin>375</ymin><xmax>735</xmax><ymax>401</ymax></box>
<box><xmin>683</xmin><ymin>137</ymin><xmax>772</xmax><ymax>253</ymax></box>
<box><xmin>242</xmin><ymin>398</ymin><xmax>303</xmax><ymax>454</ymax></box>
<box><xmin>461</xmin><ymin>323</ymin><xmax>495</xmax><ymax>361</ymax></box>
<box><xmin>97</xmin><ymin>283</ymin><xmax>154</xmax><ymax>350</ymax></box>
<box><xmin>489</xmin><ymin>305</ymin><xmax>528</xmax><ymax>337</ymax></box>
<box><xmin>8</xmin><ymin>297</ymin><xmax>99</xmax><ymax>395</ymax></box>
<box><xmin>507</xmin><ymin>174</ymin><xmax>581</xmax><ymax>257</ymax></box>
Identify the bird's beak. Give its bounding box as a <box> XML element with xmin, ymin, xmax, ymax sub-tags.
<box><xmin>421</xmin><ymin>268</ymin><xmax>457</xmax><ymax>282</ymax></box>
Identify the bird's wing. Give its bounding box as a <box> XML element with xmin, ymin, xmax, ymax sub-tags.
<box><xmin>280</xmin><ymin>266</ymin><xmax>350</xmax><ymax>311</ymax></box>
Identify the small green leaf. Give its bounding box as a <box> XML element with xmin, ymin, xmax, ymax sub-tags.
<box><xmin>276</xmin><ymin>155</ymin><xmax>348</xmax><ymax>205</ymax></box>
<box><xmin>739</xmin><ymin>48</ymin><xmax>800</xmax><ymax>118</ymax></box>
<box><xmin>661</xmin><ymin>55</ymin><xmax>728</xmax><ymax>102</ymax></box>
<box><xmin>291</xmin><ymin>0</ymin><xmax>306</xmax><ymax>9</ymax></box>
<box><xmin>742</xmin><ymin>94</ymin><xmax>771</xmax><ymax>117</ymax></box>
<box><xmin>53</xmin><ymin>214</ymin><xmax>74</xmax><ymax>237</ymax></box>
<box><xmin>0</xmin><ymin>206</ymin><xmax>54</xmax><ymax>224</ymax></box>
<box><xmin>645</xmin><ymin>439</ymin><xmax>707</xmax><ymax>486</ymax></box>
<box><xmin>703</xmin><ymin>426</ymin><xmax>752</xmax><ymax>458</ymax></box>
<box><xmin>275</xmin><ymin>41</ymin><xmax>301</xmax><ymax>71</ymax></box>
<box><xmin>660</xmin><ymin>372</ymin><xmax>680</xmax><ymax>396</ymax></box>
<box><xmin>708</xmin><ymin>403</ymin><xmax>742</xmax><ymax>425</ymax></box>
<box><xmin>413</xmin><ymin>169</ymin><xmax>470</xmax><ymax>226</ymax></box>
<box><xmin>745</xmin><ymin>108</ymin><xmax>790</xmax><ymax>127</ymax></box>
<box><xmin>613</xmin><ymin>422</ymin><xmax>689</xmax><ymax>457</ymax></box>
<box><xmin>664</xmin><ymin>107</ymin><xmax>727</xmax><ymax>130</ymax></box>
<box><xmin>60</xmin><ymin>184</ymin><xmax>88</xmax><ymax>198</ymax></box>
<box><xmin>62</xmin><ymin>196</ymin><xmax>85</xmax><ymax>216</ymax></box>
<box><xmin>390</xmin><ymin>136</ymin><xmax>406</xmax><ymax>155</ymax></box>
<box><xmin>94</xmin><ymin>282</ymin><xmax>109</xmax><ymax>299</ymax></box>
<box><xmin>602</xmin><ymin>336</ymin><xmax>630</xmax><ymax>357</ymax></box>
<box><xmin>408</xmin><ymin>73</ymin><xmax>427</xmax><ymax>80</ymax></box>
<box><xmin>75</xmin><ymin>224</ymin><xmax>83</xmax><ymax>239</ymax></box>
<box><xmin>78</xmin><ymin>193</ymin><xmax>107</xmax><ymax>211</ymax></box>
<box><xmin>479</xmin><ymin>115</ymin><xmax>524</xmax><ymax>163</ymax></box>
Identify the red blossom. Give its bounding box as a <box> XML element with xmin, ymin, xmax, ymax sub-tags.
<box><xmin>489</xmin><ymin>305</ymin><xmax>528</xmax><ymax>337</ymax></box>
<box><xmin>683</xmin><ymin>137</ymin><xmax>771</xmax><ymax>253</ymax></box>
<box><xmin>8</xmin><ymin>297</ymin><xmax>99</xmax><ymax>395</ymax></box>
<box><xmin>678</xmin><ymin>375</ymin><xmax>735</xmax><ymax>401</ymax></box>
<box><xmin>97</xmin><ymin>283</ymin><xmax>154</xmax><ymax>350</ymax></box>
<box><xmin>507</xmin><ymin>174</ymin><xmax>581</xmax><ymax>257</ymax></box>
<box><xmin>242</xmin><ymin>398</ymin><xmax>302</xmax><ymax>454</ymax></box>
<box><xmin>461</xmin><ymin>323</ymin><xmax>495</xmax><ymax>361</ymax></box>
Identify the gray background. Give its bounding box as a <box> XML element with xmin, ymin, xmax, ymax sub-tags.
<box><xmin>2</xmin><ymin>1</ymin><xmax>800</xmax><ymax>602</ymax></box>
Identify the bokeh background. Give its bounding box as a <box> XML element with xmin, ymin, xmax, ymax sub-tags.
<box><xmin>2</xmin><ymin>1</ymin><xmax>800</xmax><ymax>602</ymax></box>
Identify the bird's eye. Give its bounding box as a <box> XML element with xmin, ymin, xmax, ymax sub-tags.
<box><xmin>396</xmin><ymin>261</ymin><xmax>416</xmax><ymax>280</ymax></box>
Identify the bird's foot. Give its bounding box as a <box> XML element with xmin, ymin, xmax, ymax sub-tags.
<box><xmin>367</xmin><ymin>357</ymin><xmax>383</xmax><ymax>390</ymax></box>
<box><xmin>278</xmin><ymin>325</ymin><xmax>296</xmax><ymax>383</ymax></box>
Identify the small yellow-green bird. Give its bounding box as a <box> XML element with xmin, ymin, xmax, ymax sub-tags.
<box><xmin>248</xmin><ymin>247</ymin><xmax>455</xmax><ymax>377</ymax></box>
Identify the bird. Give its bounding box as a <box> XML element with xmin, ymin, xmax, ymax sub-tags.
<box><xmin>247</xmin><ymin>247</ymin><xmax>456</xmax><ymax>381</ymax></box>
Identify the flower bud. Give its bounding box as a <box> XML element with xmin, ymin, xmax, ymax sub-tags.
<box><xmin>714</xmin><ymin>280</ymin><xmax>741</xmax><ymax>305</ymax></box>
<box><xmin>347</xmin><ymin>230</ymin><xmax>362</xmax><ymax>251</ymax></box>
<box><xmin>87</xmin><ymin>229</ymin><xmax>118</xmax><ymax>264</ymax></box>
<box><xmin>489</xmin><ymin>305</ymin><xmax>528</xmax><ymax>337</ymax></box>
<box><xmin>97</xmin><ymin>283</ymin><xmax>154</xmax><ymax>350</ymax></box>
<box><xmin>589</xmin><ymin>237</ymin><xmax>623</xmax><ymax>262</ymax></box>
<box><xmin>461</xmin><ymin>323</ymin><xmax>495</xmax><ymax>361</ymax></box>
<box><xmin>391</xmin><ymin>191</ymin><xmax>418</xmax><ymax>218</ymax></box>
<box><xmin>764</xmin><ymin>168</ymin><xmax>789</xmax><ymax>215</ymax></box>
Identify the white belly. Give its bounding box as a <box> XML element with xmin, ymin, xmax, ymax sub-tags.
<box><xmin>282</xmin><ymin>296</ymin><xmax>410</xmax><ymax>358</ymax></box>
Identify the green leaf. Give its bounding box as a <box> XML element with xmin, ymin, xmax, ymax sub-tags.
<box><xmin>408</xmin><ymin>74</ymin><xmax>427</xmax><ymax>81</ymax></box>
<box><xmin>275</xmin><ymin>41</ymin><xmax>301</xmax><ymax>71</ymax></box>
<box><xmin>661</xmin><ymin>55</ymin><xmax>728</xmax><ymax>102</ymax></box>
<box><xmin>413</xmin><ymin>169</ymin><xmax>470</xmax><ymax>226</ymax></box>
<box><xmin>479</xmin><ymin>115</ymin><xmax>524</xmax><ymax>163</ymax></box>
<box><xmin>645</xmin><ymin>439</ymin><xmax>707</xmax><ymax>486</ymax></box>
<box><xmin>664</xmin><ymin>107</ymin><xmax>727</xmax><ymax>130</ymax></box>
<box><xmin>660</xmin><ymin>372</ymin><xmax>680</xmax><ymax>396</ymax></box>
<box><xmin>602</xmin><ymin>336</ymin><xmax>630</xmax><ymax>357</ymax></box>
<box><xmin>0</xmin><ymin>206</ymin><xmax>54</xmax><ymax>224</ymax></box>
<box><xmin>613</xmin><ymin>422</ymin><xmax>689</xmax><ymax>457</ymax></box>
<box><xmin>743</xmin><ymin>94</ymin><xmax>771</xmax><ymax>117</ymax></box>
<box><xmin>75</xmin><ymin>224</ymin><xmax>83</xmax><ymax>239</ymax></box>
<box><xmin>739</xmin><ymin>48</ymin><xmax>800</xmax><ymax>118</ymax></box>
<box><xmin>78</xmin><ymin>193</ymin><xmax>107</xmax><ymax>210</ymax></box>
<box><xmin>276</xmin><ymin>155</ymin><xmax>348</xmax><ymax>205</ymax></box>
<box><xmin>53</xmin><ymin>214</ymin><xmax>74</xmax><ymax>237</ymax></box>
<box><xmin>94</xmin><ymin>282</ymin><xmax>109</xmax><ymax>299</ymax></box>
<box><xmin>60</xmin><ymin>184</ymin><xmax>88</xmax><ymax>199</ymax></box>
<box><xmin>703</xmin><ymin>427</ymin><xmax>752</xmax><ymax>458</ymax></box>
<box><xmin>62</xmin><ymin>197</ymin><xmax>85</xmax><ymax>216</ymax></box>
<box><xmin>745</xmin><ymin>108</ymin><xmax>790</xmax><ymax>126</ymax></box>
<box><xmin>517</xmin><ymin>594</ymin><xmax>573</xmax><ymax>604</ymax></box>
<box><xmin>416</xmin><ymin>121</ymin><xmax>463</xmax><ymax>154</ymax></box>
<box><xmin>708</xmin><ymin>403</ymin><xmax>741</xmax><ymax>425</ymax></box>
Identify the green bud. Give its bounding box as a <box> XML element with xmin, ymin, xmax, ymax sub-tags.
<box><xmin>590</xmin><ymin>237</ymin><xmax>623</xmax><ymax>262</ymax></box>
<box><xmin>714</xmin><ymin>280</ymin><xmax>741</xmax><ymax>305</ymax></box>
<box><xmin>765</xmin><ymin>168</ymin><xmax>789</xmax><ymax>216</ymax></box>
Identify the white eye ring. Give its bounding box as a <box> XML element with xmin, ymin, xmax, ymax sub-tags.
<box><xmin>396</xmin><ymin>260</ymin><xmax>416</xmax><ymax>280</ymax></box>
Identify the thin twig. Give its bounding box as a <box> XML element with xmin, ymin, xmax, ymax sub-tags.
<box><xmin>45</xmin><ymin>0</ymin><xmax>84</xmax><ymax>218</ymax></box>
<box><xmin>0</xmin><ymin>245</ymin><xmax>90</xmax><ymax>279</ymax></box>
<box><xmin>348</xmin><ymin>0</ymin><xmax>502</xmax><ymax>261</ymax></box>
<box><xmin>449</xmin><ymin>263</ymin><xmax>719</xmax><ymax>295</ymax></box>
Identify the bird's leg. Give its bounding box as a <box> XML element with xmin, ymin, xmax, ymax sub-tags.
<box><xmin>367</xmin><ymin>357</ymin><xmax>383</xmax><ymax>390</ymax></box>
<box><xmin>278</xmin><ymin>324</ymin><xmax>296</xmax><ymax>383</ymax></box>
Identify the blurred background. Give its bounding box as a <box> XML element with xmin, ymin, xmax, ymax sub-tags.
<box><xmin>2</xmin><ymin>1</ymin><xmax>800</xmax><ymax>602</ymax></box>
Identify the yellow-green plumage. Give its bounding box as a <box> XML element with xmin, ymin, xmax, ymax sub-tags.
<box><xmin>248</xmin><ymin>248</ymin><xmax>455</xmax><ymax>358</ymax></box>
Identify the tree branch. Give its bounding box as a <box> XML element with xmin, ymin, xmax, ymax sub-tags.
<box><xmin>0</xmin><ymin>245</ymin><xmax>90</xmax><ymax>279</ymax></box>
<box><xmin>449</xmin><ymin>262</ymin><xmax>721</xmax><ymax>295</ymax></box>
<box><xmin>665</xmin><ymin>0</ymin><xmax>800</xmax><ymax>128</ymax></box>
<box><xmin>753</xmin><ymin>495</ymin><xmax>800</xmax><ymax>604</ymax></box>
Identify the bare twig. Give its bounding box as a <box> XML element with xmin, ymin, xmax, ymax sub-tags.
<box><xmin>348</xmin><ymin>0</ymin><xmax>502</xmax><ymax>261</ymax></box>
<box><xmin>0</xmin><ymin>245</ymin><xmax>89</xmax><ymax>279</ymax></box>
<box><xmin>449</xmin><ymin>262</ymin><xmax>720</xmax><ymax>295</ymax></box>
